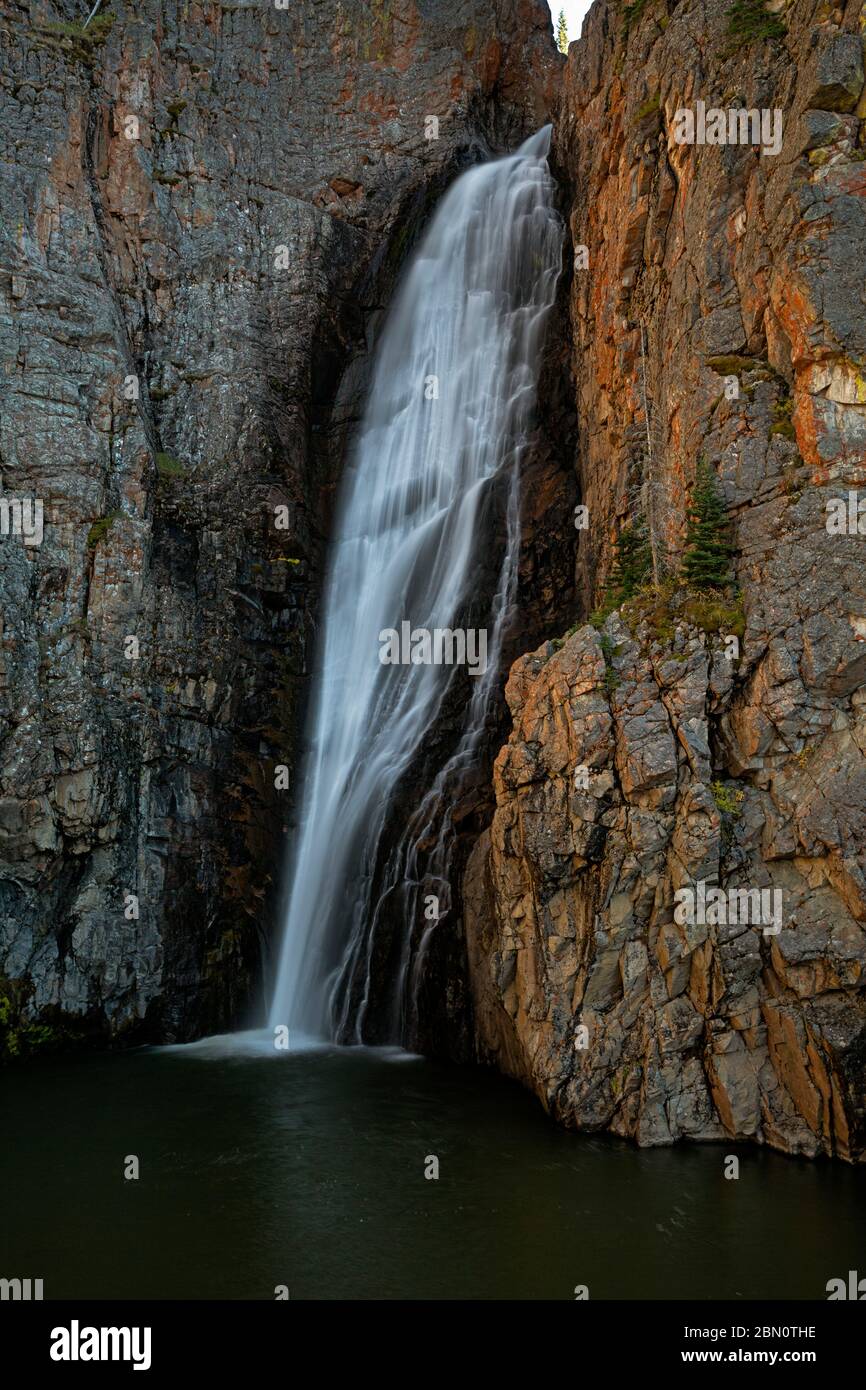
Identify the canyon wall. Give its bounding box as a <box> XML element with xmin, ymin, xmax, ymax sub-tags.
<box><xmin>6</xmin><ymin>0</ymin><xmax>864</xmax><ymax>1165</ymax></box>
<box><xmin>0</xmin><ymin>0</ymin><xmax>557</xmax><ymax>1049</ymax></box>
<box><xmin>465</xmin><ymin>0</ymin><xmax>866</xmax><ymax>1158</ymax></box>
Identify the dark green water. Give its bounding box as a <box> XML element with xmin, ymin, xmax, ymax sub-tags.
<box><xmin>2</xmin><ymin>1039</ymin><xmax>863</xmax><ymax>1300</ymax></box>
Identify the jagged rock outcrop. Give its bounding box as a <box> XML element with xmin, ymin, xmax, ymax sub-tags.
<box><xmin>0</xmin><ymin>0</ymin><xmax>557</xmax><ymax>1048</ymax></box>
<box><xmin>465</xmin><ymin>0</ymin><xmax>866</xmax><ymax>1158</ymax></box>
<box><xmin>466</xmin><ymin>606</ymin><xmax>866</xmax><ymax>1158</ymax></box>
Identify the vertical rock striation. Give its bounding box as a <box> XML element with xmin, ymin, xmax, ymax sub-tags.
<box><xmin>0</xmin><ymin>0</ymin><xmax>557</xmax><ymax>1047</ymax></box>
<box><xmin>465</xmin><ymin>0</ymin><xmax>866</xmax><ymax>1158</ymax></box>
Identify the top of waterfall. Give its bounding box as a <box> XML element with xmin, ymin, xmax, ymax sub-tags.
<box><xmin>517</xmin><ymin>124</ymin><xmax>553</xmax><ymax>159</ymax></box>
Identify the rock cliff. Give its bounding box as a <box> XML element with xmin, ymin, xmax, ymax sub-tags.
<box><xmin>0</xmin><ymin>0</ymin><xmax>556</xmax><ymax>1048</ymax></box>
<box><xmin>465</xmin><ymin>0</ymin><xmax>866</xmax><ymax>1158</ymax></box>
<box><xmin>4</xmin><ymin>0</ymin><xmax>865</xmax><ymax>1163</ymax></box>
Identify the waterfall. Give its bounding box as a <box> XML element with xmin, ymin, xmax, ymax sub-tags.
<box><xmin>268</xmin><ymin>125</ymin><xmax>562</xmax><ymax>1046</ymax></box>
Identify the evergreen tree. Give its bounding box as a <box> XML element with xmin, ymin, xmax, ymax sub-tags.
<box><xmin>680</xmin><ymin>459</ymin><xmax>735</xmax><ymax>589</ymax></box>
<box><xmin>557</xmin><ymin>9</ymin><xmax>568</xmax><ymax>53</ymax></box>
<box><xmin>610</xmin><ymin>519</ymin><xmax>652</xmax><ymax>599</ymax></box>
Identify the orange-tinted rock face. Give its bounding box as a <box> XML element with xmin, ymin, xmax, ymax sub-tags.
<box><xmin>0</xmin><ymin>0</ymin><xmax>556</xmax><ymax>1045</ymax></box>
<box><xmin>465</xmin><ymin>1</ymin><xmax>866</xmax><ymax>1158</ymax></box>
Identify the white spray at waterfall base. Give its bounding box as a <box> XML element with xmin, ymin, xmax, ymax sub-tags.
<box><xmin>269</xmin><ymin>126</ymin><xmax>563</xmax><ymax>1047</ymax></box>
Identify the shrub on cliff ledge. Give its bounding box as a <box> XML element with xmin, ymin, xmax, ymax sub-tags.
<box><xmin>0</xmin><ymin>995</ymin><xmax>60</xmax><ymax>1063</ymax></box>
<box><xmin>621</xmin><ymin>0</ymin><xmax>650</xmax><ymax>37</ymax></box>
<box><xmin>724</xmin><ymin>0</ymin><xmax>786</xmax><ymax>49</ymax></box>
<box><xmin>711</xmin><ymin>779</ymin><xmax>745</xmax><ymax>818</ymax></box>
<box><xmin>36</xmin><ymin>10</ymin><xmax>115</xmax><ymax>64</ymax></box>
<box><xmin>610</xmin><ymin>519</ymin><xmax>653</xmax><ymax>599</ymax></box>
<box><xmin>620</xmin><ymin>581</ymin><xmax>744</xmax><ymax>646</ymax></box>
<box><xmin>590</xmin><ymin>518</ymin><xmax>653</xmax><ymax>626</ymax></box>
<box><xmin>681</xmin><ymin>459</ymin><xmax>735</xmax><ymax>590</ymax></box>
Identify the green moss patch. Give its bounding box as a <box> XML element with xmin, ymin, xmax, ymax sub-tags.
<box><xmin>712</xmin><ymin>779</ymin><xmax>745</xmax><ymax>817</ymax></box>
<box><xmin>706</xmin><ymin>354</ymin><xmax>766</xmax><ymax>378</ymax></box>
<box><xmin>0</xmin><ymin>989</ymin><xmax>65</xmax><ymax>1063</ymax></box>
<box><xmin>155</xmin><ymin>450</ymin><xmax>186</xmax><ymax>479</ymax></box>
<box><xmin>680</xmin><ymin>591</ymin><xmax>744</xmax><ymax>637</ymax></box>
<box><xmin>634</xmin><ymin>92</ymin><xmax>661</xmax><ymax>122</ymax></box>
<box><xmin>622</xmin><ymin>0</ymin><xmax>650</xmax><ymax>37</ymax></box>
<box><xmin>35</xmin><ymin>11</ymin><xmax>115</xmax><ymax>64</ymax></box>
<box><xmin>621</xmin><ymin>582</ymin><xmax>745</xmax><ymax>643</ymax></box>
<box><xmin>770</xmin><ymin>395</ymin><xmax>796</xmax><ymax>440</ymax></box>
<box><xmin>86</xmin><ymin>512</ymin><xmax>120</xmax><ymax>548</ymax></box>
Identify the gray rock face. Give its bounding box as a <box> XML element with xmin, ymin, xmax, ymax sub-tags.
<box><xmin>805</xmin><ymin>31</ymin><xmax>864</xmax><ymax>111</ymax></box>
<box><xmin>0</xmin><ymin>0</ymin><xmax>557</xmax><ymax>1047</ymax></box>
<box><xmin>6</xmin><ymin>0</ymin><xmax>863</xmax><ymax>1168</ymax></box>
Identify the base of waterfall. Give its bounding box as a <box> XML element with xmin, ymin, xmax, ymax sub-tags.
<box><xmin>160</xmin><ymin>1028</ymin><xmax>422</xmax><ymax>1062</ymax></box>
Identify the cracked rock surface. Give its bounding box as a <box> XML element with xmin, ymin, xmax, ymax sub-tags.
<box><xmin>464</xmin><ymin>0</ymin><xmax>866</xmax><ymax>1158</ymax></box>
<box><xmin>0</xmin><ymin>0</ymin><xmax>555</xmax><ymax>1044</ymax></box>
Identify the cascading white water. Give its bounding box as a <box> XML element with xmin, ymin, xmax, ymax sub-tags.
<box><xmin>269</xmin><ymin>125</ymin><xmax>562</xmax><ymax>1044</ymax></box>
